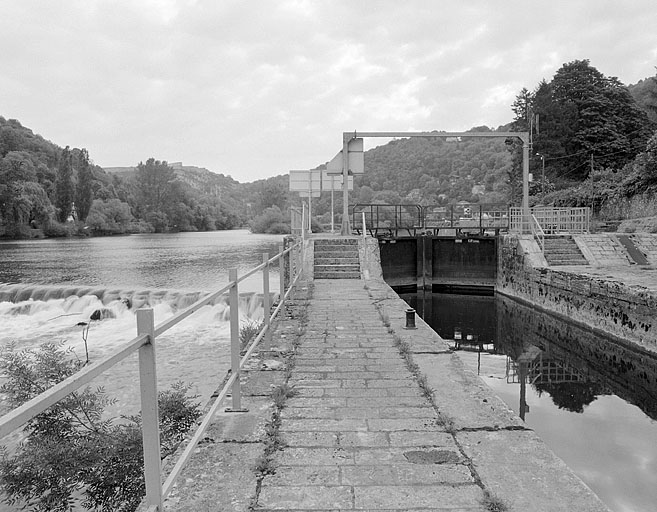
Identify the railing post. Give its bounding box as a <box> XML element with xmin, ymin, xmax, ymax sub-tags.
<box><xmin>279</xmin><ymin>244</ymin><xmax>286</xmax><ymax>309</ymax></box>
<box><xmin>136</xmin><ymin>308</ymin><xmax>163</xmax><ymax>511</ymax></box>
<box><xmin>289</xmin><ymin>242</ymin><xmax>294</xmax><ymax>288</ymax></box>
<box><xmin>262</xmin><ymin>253</ymin><xmax>271</xmax><ymax>349</ymax></box>
<box><xmin>227</xmin><ymin>268</ymin><xmax>245</xmax><ymax>412</ymax></box>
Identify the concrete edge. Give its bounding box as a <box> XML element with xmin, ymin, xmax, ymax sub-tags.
<box><xmin>363</xmin><ymin>274</ymin><xmax>611</xmax><ymax>512</ymax></box>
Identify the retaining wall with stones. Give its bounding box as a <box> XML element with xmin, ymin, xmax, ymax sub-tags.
<box><xmin>497</xmin><ymin>234</ymin><xmax>657</xmax><ymax>356</ymax></box>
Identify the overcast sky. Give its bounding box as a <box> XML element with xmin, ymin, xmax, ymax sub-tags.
<box><xmin>2</xmin><ymin>1</ymin><xmax>656</xmax><ymax>183</ymax></box>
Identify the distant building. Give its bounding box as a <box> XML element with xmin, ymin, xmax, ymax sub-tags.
<box><xmin>66</xmin><ymin>202</ymin><xmax>78</xmax><ymax>223</ymax></box>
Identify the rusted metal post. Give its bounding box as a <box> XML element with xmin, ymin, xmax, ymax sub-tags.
<box><xmin>136</xmin><ymin>308</ymin><xmax>163</xmax><ymax>511</ymax></box>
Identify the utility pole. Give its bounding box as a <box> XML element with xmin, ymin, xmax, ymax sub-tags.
<box><xmin>536</xmin><ymin>153</ymin><xmax>545</xmax><ymax>200</ymax></box>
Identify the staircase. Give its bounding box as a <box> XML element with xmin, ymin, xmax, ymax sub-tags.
<box><xmin>542</xmin><ymin>236</ymin><xmax>589</xmax><ymax>266</ymax></box>
<box><xmin>313</xmin><ymin>239</ymin><xmax>361</xmax><ymax>279</ymax></box>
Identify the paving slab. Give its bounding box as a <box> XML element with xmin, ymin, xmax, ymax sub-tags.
<box><xmin>161</xmin><ymin>274</ymin><xmax>611</xmax><ymax>512</ymax></box>
<box><xmin>457</xmin><ymin>430</ymin><xmax>610</xmax><ymax>512</ymax></box>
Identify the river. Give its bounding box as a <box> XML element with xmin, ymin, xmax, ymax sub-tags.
<box><xmin>401</xmin><ymin>291</ymin><xmax>657</xmax><ymax>512</ymax></box>
<box><xmin>0</xmin><ymin>229</ymin><xmax>284</xmax><ymax>433</ymax></box>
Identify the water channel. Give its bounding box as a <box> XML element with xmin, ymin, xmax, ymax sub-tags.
<box><xmin>400</xmin><ymin>291</ymin><xmax>657</xmax><ymax>512</ymax></box>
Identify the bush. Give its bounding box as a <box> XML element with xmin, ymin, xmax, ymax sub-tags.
<box><xmin>0</xmin><ymin>342</ymin><xmax>202</xmax><ymax>512</ymax></box>
<box><xmin>249</xmin><ymin>206</ymin><xmax>291</xmax><ymax>234</ymax></box>
<box><xmin>43</xmin><ymin>220</ymin><xmax>77</xmax><ymax>238</ymax></box>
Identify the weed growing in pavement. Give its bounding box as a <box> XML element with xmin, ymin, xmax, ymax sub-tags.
<box><xmin>240</xmin><ymin>320</ymin><xmax>264</xmax><ymax>352</ymax></box>
<box><xmin>481</xmin><ymin>490</ymin><xmax>509</xmax><ymax>512</ymax></box>
<box><xmin>250</xmin><ymin>288</ymin><xmax>310</xmax><ymax>511</ymax></box>
<box><xmin>272</xmin><ymin>382</ymin><xmax>297</xmax><ymax>409</ymax></box>
<box><xmin>416</xmin><ymin>374</ymin><xmax>435</xmax><ymax>400</ymax></box>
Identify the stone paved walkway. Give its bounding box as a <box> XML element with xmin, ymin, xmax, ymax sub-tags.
<box><xmin>257</xmin><ymin>280</ymin><xmax>484</xmax><ymax>511</ymax></box>
<box><xmin>164</xmin><ymin>277</ymin><xmax>610</xmax><ymax>512</ymax></box>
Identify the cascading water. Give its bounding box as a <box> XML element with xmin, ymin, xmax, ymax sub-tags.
<box><xmin>0</xmin><ymin>283</ymin><xmax>275</xmax><ymax>420</ymax></box>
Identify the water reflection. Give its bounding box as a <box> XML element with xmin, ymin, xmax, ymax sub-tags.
<box><xmin>400</xmin><ymin>290</ymin><xmax>657</xmax><ymax>512</ymax></box>
<box><xmin>400</xmin><ymin>291</ymin><xmax>657</xmax><ymax>421</ymax></box>
<box><xmin>497</xmin><ymin>294</ymin><xmax>657</xmax><ymax>421</ymax></box>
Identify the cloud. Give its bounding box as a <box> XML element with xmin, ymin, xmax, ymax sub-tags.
<box><xmin>1</xmin><ymin>0</ymin><xmax>656</xmax><ymax>182</ymax></box>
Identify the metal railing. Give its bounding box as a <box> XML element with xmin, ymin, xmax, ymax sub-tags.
<box><xmin>530</xmin><ymin>214</ymin><xmax>545</xmax><ymax>254</ymax></box>
<box><xmin>0</xmin><ymin>240</ymin><xmax>304</xmax><ymax>512</ymax></box>
<box><xmin>352</xmin><ymin>203</ymin><xmax>509</xmax><ymax>237</ymax></box>
<box><xmin>509</xmin><ymin>207</ymin><xmax>590</xmax><ymax>234</ymax></box>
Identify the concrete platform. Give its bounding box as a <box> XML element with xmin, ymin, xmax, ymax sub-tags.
<box><xmin>162</xmin><ymin>276</ymin><xmax>610</xmax><ymax>511</ymax></box>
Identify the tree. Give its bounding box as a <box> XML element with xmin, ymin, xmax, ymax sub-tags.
<box><xmin>548</xmin><ymin>60</ymin><xmax>653</xmax><ymax>180</ymax></box>
<box><xmin>0</xmin><ymin>152</ymin><xmax>53</xmax><ymax>231</ymax></box>
<box><xmin>76</xmin><ymin>149</ymin><xmax>94</xmax><ymax>221</ymax></box>
<box><xmin>511</xmin><ymin>87</ymin><xmax>533</xmax><ymax>131</ymax></box>
<box><xmin>86</xmin><ymin>199</ymin><xmax>134</xmax><ymax>234</ymax></box>
<box><xmin>134</xmin><ymin>158</ymin><xmax>176</xmax><ymax>218</ymax></box>
<box><xmin>621</xmin><ymin>132</ymin><xmax>657</xmax><ymax>196</ymax></box>
<box><xmin>249</xmin><ymin>205</ymin><xmax>290</xmax><ymax>234</ymax></box>
<box><xmin>0</xmin><ymin>342</ymin><xmax>201</xmax><ymax>512</ymax></box>
<box><xmin>55</xmin><ymin>146</ymin><xmax>74</xmax><ymax>222</ymax></box>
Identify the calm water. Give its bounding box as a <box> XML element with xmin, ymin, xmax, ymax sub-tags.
<box><xmin>0</xmin><ymin>230</ymin><xmax>284</xmax><ymax>291</ymax></box>
<box><xmin>401</xmin><ymin>291</ymin><xmax>657</xmax><ymax>512</ymax></box>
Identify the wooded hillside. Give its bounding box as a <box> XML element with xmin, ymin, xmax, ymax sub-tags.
<box><xmin>2</xmin><ymin>60</ymin><xmax>657</xmax><ymax>237</ymax></box>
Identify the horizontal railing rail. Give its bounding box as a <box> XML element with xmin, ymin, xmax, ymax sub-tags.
<box><xmin>352</xmin><ymin>203</ymin><xmax>510</xmax><ymax>236</ymax></box>
<box><xmin>509</xmin><ymin>206</ymin><xmax>591</xmax><ymax>234</ymax></box>
<box><xmin>0</xmin><ymin>239</ymin><xmax>304</xmax><ymax>511</ymax></box>
<box><xmin>530</xmin><ymin>214</ymin><xmax>545</xmax><ymax>254</ymax></box>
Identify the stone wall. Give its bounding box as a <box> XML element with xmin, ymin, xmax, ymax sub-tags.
<box><xmin>497</xmin><ymin>234</ymin><xmax>657</xmax><ymax>355</ymax></box>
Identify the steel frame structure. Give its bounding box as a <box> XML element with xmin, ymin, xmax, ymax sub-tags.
<box><xmin>339</xmin><ymin>131</ymin><xmax>530</xmax><ymax>235</ymax></box>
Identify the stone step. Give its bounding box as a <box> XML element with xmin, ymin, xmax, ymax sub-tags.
<box><xmin>314</xmin><ymin>264</ymin><xmax>360</xmax><ymax>273</ymax></box>
<box><xmin>314</xmin><ymin>271</ymin><xmax>361</xmax><ymax>279</ymax></box>
<box><xmin>544</xmin><ymin>249</ymin><xmax>585</xmax><ymax>256</ymax></box>
<box><xmin>547</xmin><ymin>258</ymin><xmax>589</xmax><ymax>265</ymax></box>
<box><xmin>314</xmin><ymin>245</ymin><xmax>359</xmax><ymax>253</ymax></box>
<box><xmin>313</xmin><ymin>238</ymin><xmax>359</xmax><ymax>246</ymax></box>
<box><xmin>542</xmin><ymin>236</ymin><xmax>588</xmax><ymax>266</ymax></box>
<box><xmin>314</xmin><ymin>257</ymin><xmax>360</xmax><ymax>265</ymax></box>
<box><xmin>313</xmin><ymin>249</ymin><xmax>360</xmax><ymax>258</ymax></box>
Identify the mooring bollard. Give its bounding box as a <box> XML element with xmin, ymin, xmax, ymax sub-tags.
<box><xmin>404</xmin><ymin>308</ymin><xmax>417</xmax><ymax>330</ymax></box>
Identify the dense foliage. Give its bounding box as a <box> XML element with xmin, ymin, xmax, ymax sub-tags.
<box><xmin>511</xmin><ymin>60</ymin><xmax>657</xmax><ymax>212</ymax></box>
<box><xmin>0</xmin><ymin>342</ymin><xmax>201</xmax><ymax>512</ymax></box>
<box><xmin>0</xmin><ymin>117</ymin><xmax>246</xmax><ymax>238</ymax></box>
<box><xmin>3</xmin><ymin>60</ymin><xmax>657</xmax><ymax>237</ymax></box>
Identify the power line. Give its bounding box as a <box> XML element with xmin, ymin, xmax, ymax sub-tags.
<box><xmin>539</xmin><ymin>125</ymin><xmax>650</xmax><ymax>163</ymax></box>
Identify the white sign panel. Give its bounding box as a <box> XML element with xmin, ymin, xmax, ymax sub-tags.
<box><xmin>321</xmin><ymin>171</ymin><xmax>353</xmax><ymax>191</ymax></box>
<box><xmin>326</xmin><ymin>138</ymin><xmax>365</xmax><ymax>175</ymax></box>
<box><xmin>289</xmin><ymin>169</ymin><xmax>321</xmax><ymax>192</ymax></box>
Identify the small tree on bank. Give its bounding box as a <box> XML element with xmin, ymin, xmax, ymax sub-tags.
<box><xmin>0</xmin><ymin>342</ymin><xmax>202</xmax><ymax>512</ymax></box>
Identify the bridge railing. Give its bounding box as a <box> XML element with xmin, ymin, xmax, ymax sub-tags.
<box><xmin>530</xmin><ymin>214</ymin><xmax>545</xmax><ymax>254</ymax></box>
<box><xmin>352</xmin><ymin>204</ymin><xmax>423</xmax><ymax>236</ymax></box>
<box><xmin>509</xmin><ymin>207</ymin><xmax>590</xmax><ymax>234</ymax></box>
<box><xmin>0</xmin><ymin>239</ymin><xmax>304</xmax><ymax>512</ymax></box>
<box><xmin>352</xmin><ymin>203</ymin><xmax>509</xmax><ymax>236</ymax></box>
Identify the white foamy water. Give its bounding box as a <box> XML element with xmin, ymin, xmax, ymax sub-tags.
<box><xmin>0</xmin><ymin>287</ymin><xmax>269</xmax><ymax>420</ymax></box>
<box><xmin>0</xmin><ymin>231</ymin><xmax>285</xmax><ymax>418</ymax></box>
